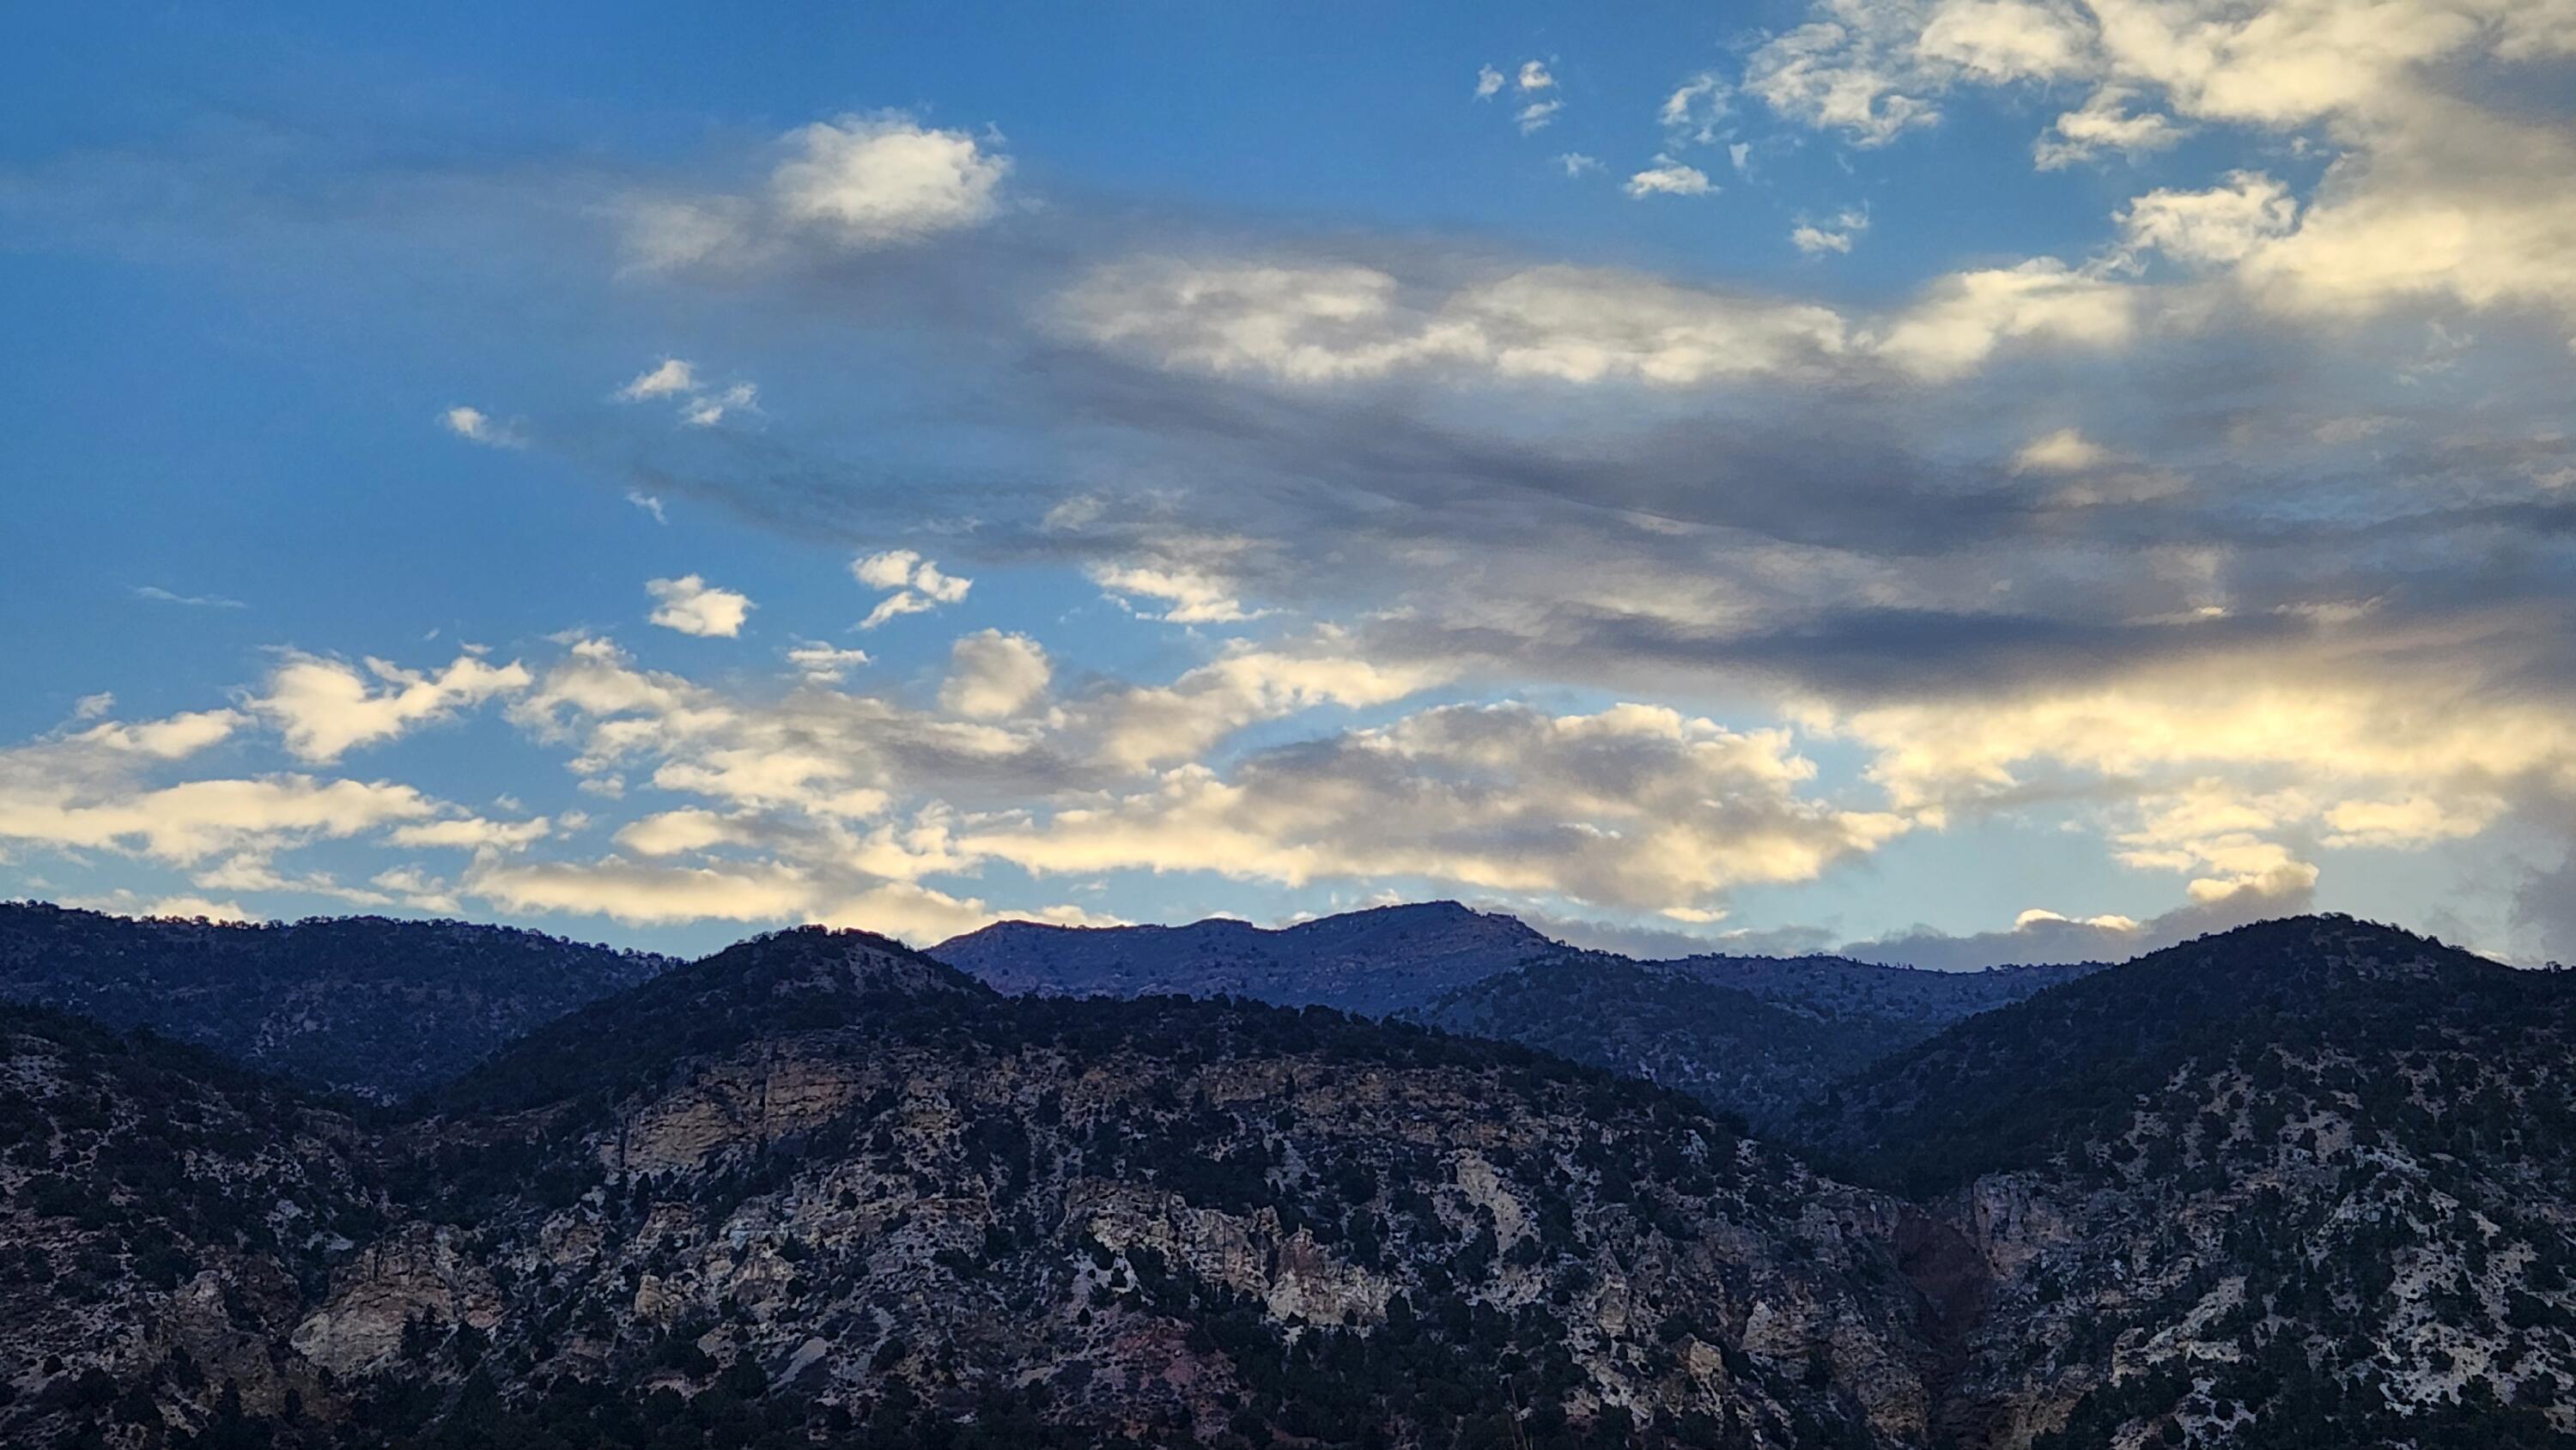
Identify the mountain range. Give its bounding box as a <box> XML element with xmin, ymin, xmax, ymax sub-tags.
<box><xmin>928</xmin><ymin>902</ymin><xmax>1563</xmax><ymax>1016</ymax></box>
<box><xmin>0</xmin><ymin>902</ymin><xmax>669</xmax><ymax>1101</ymax></box>
<box><xmin>2</xmin><ymin>901</ymin><xmax>2572</xmax><ymax>1447</ymax></box>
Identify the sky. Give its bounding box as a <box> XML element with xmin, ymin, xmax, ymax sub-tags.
<box><xmin>4</xmin><ymin>0</ymin><xmax>2575</xmax><ymax>966</ymax></box>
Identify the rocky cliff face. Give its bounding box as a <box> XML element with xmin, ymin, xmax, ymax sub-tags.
<box><xmin>0</xmin><ymin>929</ymin><xmax>1950</xmax><ymax>1449</ymax></box>
<box><xmin>1798</xmin><ymin>916</ymin><xmax>2576</xmax><ymax>1447</ymax></box>
<box><xmin>0</xmin><ymin>1004</ymin><xmax>385</xmax><ymax>1435</ymax></box>
<box><xmin>8</xmin><ymin>912</ymin><xmax>2575</xmax><ymax>1449</ymax></box>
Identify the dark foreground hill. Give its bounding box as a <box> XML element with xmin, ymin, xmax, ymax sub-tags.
<box><xmin>0</xmin><ymin>902</ymin><xmax>669</xmax><ymax>1101</ymax></box>
<box><xmin>2</xmin><ymin>927</ymin><xmax>1935</xmax><ymax>1450</ymax></box>
<box><xmin>1793</xmin><ymin>915</ymin><xmax>2576</xmax><ymax>1447</ymax></box>
<box><xmin>8</xmin><ymin>909</ymin><xmax>2576</xmax><ymax>1449</ymax></box>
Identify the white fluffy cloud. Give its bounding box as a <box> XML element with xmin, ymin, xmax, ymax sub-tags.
<box><xmin>440</xmin><ymin>406</ymin><xmax>521</xmax><ymax>447</ymax></box>
<box><xmin>1062</xmin><ymin>259</ymin><xmax>1856</xmax><ymax>385</ymax></box>
<box><xmin>386</xmin><ymin>815</ymin><xmax>554</xmax><ymax>851</ymax></box>
<box><xmin>771</xmin><ymin>113</ymin><xmax>1011</xmax><ymax>246</ymax></box>
<box><xmin>1741</xmin><ymin>0</ymin><xmax>2576</xmax><ymax>328</ymax></box>
<box><xmin>2118</xmin><ymin>172</ymin><xmax>2299</xmax><ymax>269</ymax></box>
<box><xmin>1660</xmin><ymin>73</ymin><xmax>1733</xmax><ymax>144</ymax></box>
<box><xmin>468</xmin><ymin>856</ymin><xmax>817</xmax><ymax>925</ymax></box>
<box><xmin>2034</xmin><ymin>86</ymin><xmax>2187</xmax><ymax>168</ymax></box>
<box><xmin>939</xmin><ymin>630</ymin><xmax>1053</xmax><ymax>719</ymax></box>
<box><xmin>1077</xmin><ymin>641</ymin><xmax>1453</xmax><ymax>771</ymax></box>
<box><xmin>617</xmin><ymin>358</ymin><xmax>696</xmax><ymax>400</ymax></box>
<box><xmin>786</xmin><ymin>642</ymin><xmax>872</xmax><ymax>683</ymax></box>
<box><xmin>646</xmin><ymin>574</ymin><xmax>756</xmax><ymax>638</ymax></box>
<box><xmin>1625</xmin><ymin>160</ymin><xmax>1715</xmax><ymax>197</ymax></box>
<box><xmin>1790</xmin><ymin>208</ymin><xmax>1870</xmax><ymax>255</ymax></box>
<box><xmin>1</xmin><ymin>775</ymin><xmax>435</xmax><ymax>865</ymax></box>
<box><xmin>1087</xmin><ymin>561</ymin><xmax>1267</xmax><ymax>624</ymax></box>
<box><xmin>1063</xmin><ymin>252</ymin><xmax>2173</xmax><ymax>387</ymax></box>
<box><xmin>1868</xmin><ymin>258</ymin><xmax>2136</xmax><ymax>379</ymax></box>
<box><xmin>622</xmin><ymin>112</ymin><xmax>1009</xmax><ymax>272</ymax></box>
<box><xmin>253</xmin><ymin>652</ymin><xmax>531</xmax><ymax>763</ymax></box>
<box><xmin>969</xmin><ymin>701</ymin><xmax>1911</xmax><ymax>914</ymax></box>
<box><xmin>853</xmin><ymin>549</ymin><xmax>972</xmax><ymax>629</ymax></box>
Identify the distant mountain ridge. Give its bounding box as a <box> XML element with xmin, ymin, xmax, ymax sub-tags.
<box><xmin>931</xmin><ymin>900</ymin><xmax>1558</xmax><ymax>1015</ymax></box>
<box><xmin>0</xmin><ymin>901</ymin><xmax>671</xmax><ymax>1101</ymax></box>
<box><xmin>934</xmin><ymin>901</ymin><xmax>2101</xmax><ymax>1129</ymax></box>
<box><xmin>1412</xmin><ymin>951</ymin><xmax>2094</xmax><ymax>1131</ymax></box>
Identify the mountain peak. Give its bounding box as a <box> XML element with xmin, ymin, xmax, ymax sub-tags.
<box><xmin>435</xmin><ymin>924</ymin><xmax>990</xmax><ymax>1117</ymax></box>
<box><xmin>696</xmin><ymin>923</ymin><xmax>993</xmax><ymax>1001</ymax></box>
<box><xmin>931</xmin><ymin>900</ymin><xmax>1558</xmax><ymax>1013</ymax></box>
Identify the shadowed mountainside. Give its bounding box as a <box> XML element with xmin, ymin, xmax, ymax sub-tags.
<box><xmin>0</xmin><ymin>902</ymin><xmax>670</xmax><ymax>1101</ymax></box>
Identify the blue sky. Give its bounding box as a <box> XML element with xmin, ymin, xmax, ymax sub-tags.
<box><xmin>5</xmin><ymin>0</ymin><xmax>2574</xmax><ymax>964</ymax></box>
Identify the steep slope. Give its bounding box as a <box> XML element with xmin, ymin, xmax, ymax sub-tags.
<box><xmin>931</xmin><ymin>901</ymin><xmax>1558</xmax><ymax>1016</ymax></box>
<box><xmin>1413</xmin><ymin>953</ymin><xmax>2096</xmax><ymax>1133</ymax></box>
<box><xmin>1413</xmin><ymin>956</ymin><xmax>1893</xmax><ymax>1131</ymax></box>
<box><xmin>1666</xmin><ymin>955</ymin><xmax>2098</xmax><ymax>1040</ymax></box>
<box><xmin>432</xmin><ymin>924</ymin><xmax>994</xmax><ymax>1119</ymax></box>
<box><xmin>0</xmin><ymin>902</ymin><xmax>669</xmax><ymax>1101</ymax></box>
<box><xmin>1</xmin><ymin>925</ymin><xmax>1948</xmax><ymax>1449</ymax></box>
<box><xmin>0</xmin><ymin>1003</ymin><xmax>385</xmax><ymax>1448</ymax></box>
<box><xmin>1798</xmin><ymin>916</ymin><xmax>2576</xmax><ymax>1447</ymax></box>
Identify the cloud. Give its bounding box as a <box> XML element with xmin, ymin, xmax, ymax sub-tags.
<box><xmin>682</xmin><ymin>383</ymin><xmax>759</xmax><ymax>428</ymax></box>
<box><xmin>1475</xmin><ymin>65</ymin><xmax>1507</xmax><ymax>99</ymax></box>
<box><xmin>1517</xmin><ymin>61</ymin><xmax>1556</xmax><ymax>91</ymax></box>
<box><xmin>1625</xmin><ymin>159</ymin><xmax>1713</xmax><ymax>197</ymax></box>
<box><xmin>2319</xmin><ymin>793</ymin><xmax>2506</xmax><ymax>849</ymax></box>
<box><xmin>253</xmin><ymin>652</ymin><xmax>532</xmax><ymax>763</ymax></box>
<box><xmin>617</xmin><ymin>358</ymin><xmax>697</xmax><ymax>400</ymax></box>
<box><xmin>1868</xmin><ymin>258</ymin><xmax>2135</xmax><ymax>379</ymax></box>
<box><xmin>1660</xmin><ymin>73</ymin><xmax>1733</xmax><ymax>146</ymax></box>
<box><xmin>2118</xmin><ymin>171</ymin><xmax>2299</xmax><ymax>269</ymax></box>
<box><xmin>467</xmin><ymin>855</ymin><xmax>817</xmax><ymax>925</ymax></box>
<box><xmin>2010</xmin><ymin>427</ymin><xmax>2113</xmax><ymax>473</ymax></box>
<box><xmin>939</xmin><ymin>630</ymin><xmax>1053</xmax><ymax>719</ymax></box>
<box><xmin>625</xmin><ymin>489</ymin><xmax>669</xmax><ymax>524</ymax></box>
<box><xmin>786</xmin><ymin>641</ymin><xmax>872</xmax><ymax>683</ymax></box>
<box><xmin>1740</xmin><ymin>0</ymin><xmax>2576</xmax><ymax>330</ymax></box>
<box><xmin>1790</xmin><ymin>207</ymin><xmax>1870</xmax><ymax>255</ymax></box>
<box><xmin>1516</xmin><ymin>100</ymin><xmax>1564</xmax><ymax>134</ymax></box>
<box><xmin>0</xmin><ymin>774</ymin><xmax>435</xmax><ymax>865</ymax></box>
<box><xmin>1062</xmin><ymin>258</ymin><xmax>1854</xmax><ymax>385</ymax></box>
<box><xmin>1844</xmin><ymin>864</ymin><xmax>2318</xmax><ymax>969</ymax></box>
<box><xmin>612</xmin><ymin>808</ymin><xmax>750</xmax><ymax>858</ymax></box>
<box><xmin>70</xmin><ymin>891</ymin><xmax>254</xmax><ymax>925</ymax></box>
<box><xmin>770</xmin><ymin>112</ymin><xmax>1011</xmax><ymax>247</ymax></box>
<box><xmin>2034</xmin><ymin>87</ymin><xmax>2187</xmax><ymax>169</ymax></box>
<box><xmin>440</xmin><ymin>406</ymin><xmax>522</xmax><ymax>447</ymax></box>
<box><xmin>1076</xmin><ymin>640</ymin><xmax>1451</xmax><ymax>771</ymax></box>
<box><xmin>1558</xmin><ymin>153</ymin><xmax>1602</xmax><ymax>177</ymax></box>
<box><xmin>386</xmin><ymin>815</ymin><xmax>554</xmax><ymax>851</ymax></box>
<box><xmin>1087</xmin><ymin>561</ymin><xmax>1267</xmax><ymax>623</ymax></box>
<box><xmin>646</xmin><ymin>574</ymin><xmax>756</xmax><ymax>638</ymax></box>
<box><xmin>618</xmin><ymin>360</ymin><xmax>759</xmax><ymax>428</ymax></box>
<box><xmin>812</xmin><ymin>880</ymin><xmax>1116</xmax><ymax>946</ymax></box>
<box><xmin>132</xmin><ymin>585</ymin><xmax>246</xmax><ymax>610</ymax></box>
<box><xmin>617</xmin><ymin>112</ymin><xmax>1010</xmax><ymax>274</ymax></box>
<box><xmin>854</xmin><ymin>549</ymin><xmax>972</xmax><ymax>629</ymax></box>
<box><xmin>968</xmin><ymin>701</ymin><xmax>1911</xmax><ymax>915</ymax></box>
